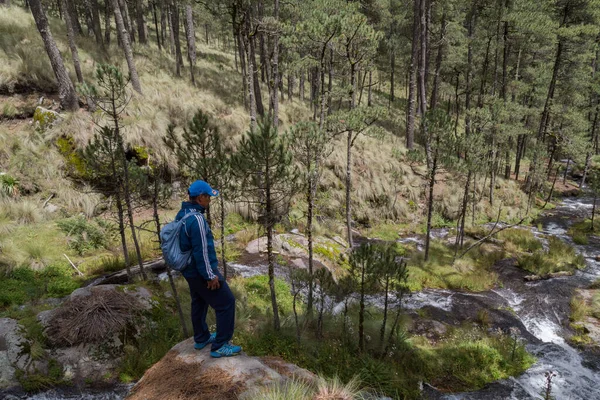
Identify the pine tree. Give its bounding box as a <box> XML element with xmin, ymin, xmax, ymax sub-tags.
<box><xmin>82</xmin><ymin>64</ymin><xmax>147</xmax><ymax>280</ymax></box>
<box><xmin>164</xmin><ymin>110</ymin><xmax>233</xmax><ymax>279</ymax></box>
<box><xmin>230</xmin><ymin>119</ymin><xmax>299</xmax><ymax>331</ymax></box>
<box><xmin>288</xmin><ymin>121</ymin><xmax>332</xmax><ymax>316</ymax></box>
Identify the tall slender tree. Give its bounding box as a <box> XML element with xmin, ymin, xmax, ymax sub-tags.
<box><xmin>29</xmin><ymin>0</ymin><xmax>79</xmax><ymax>110</ymax></box>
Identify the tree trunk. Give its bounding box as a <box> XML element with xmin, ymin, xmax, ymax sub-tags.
<box><xmin>538</xmin><ymin>40</ymin><xmax>563</xmax><ymax>140</ymax></box>
<box><xmin>306</xmin><ymin>182</ymin><xmax>314</xmax><ymax>316</ymax></box>
<box><xmin>104</xmin><ymin>0</ymin><xmax>111</xmax><ymax>44</ymax></box>
<box><xmin>358</xmin><ymin>261</ymin><xmax>365</xmax><ymax>352</ymax></box>
<box><xmin>152</xmin><ymin>177</ymin><xmax>189</xmax><ymax>337</ymax></box>
<box><xmin>592</xmin><ymin>193</ymin><xmax>597</xmax><ymax>232</ymax></box>
<box><xmin>62</xmin><ymin>0</ymin><xmax>84</xmax><ymax>84</ymax></box>
<box><xmin>167</xmin><ymin>3</ymin><xmax>175</xmax><ymax>54</ymax></box>
<box><xmin>152</xmin><ymin>1</ymin><xmax>161</xmax><ymax>50</ymax></box>
<box><xmin>346</xmin><ymin>129</ymin><xmax>353</xmax><ymax>248</ymax></box>
<box><xmin>136</xmin><ymin>0</ymin><xmax>146</xmax><ymax>44</ymax></box>
<box><xmin>344</xmin><ymin>59</ymin><xmax>357</xmax><ymax>248</ymax></box>
<box><xmin>119</xmin><ymin>0</ymin><xmax>134</xmax><ymax>43</ymax></box>
<box><xmin>367</xmin><ymin>70</ymin><xmax>372</xmax><ymax>107</ymax></box>
<box><xmin>171</xmin><ymin>2</ymin><xmax>183</xmax><ymax>77</ymax></box>
<box><xmin>184</xmin><ymin>5</ymin><xmax>196</xmax><ymax>85</ymax></box>
<box><xmin>160</xmin><ymin>0</ymin><xmax>167</xmax><ymax>46</ymax></box>
<box><xmin>465</xmin><ymin>4</ymin><xmax>476</xmax><ymax>138</ymax></box>
<box><xmin>220</xmin><ymin>196</ymin><xmax>227</xmax><ymax>280</ymax></box>
<box><xmin>287</xmin><ymin>73</ymin><xmax>293</xmax><ymax>100</ymax></box>
<box><xmin>248</xmin><ymin>24</ymin><xmax>265</xmax><ymax>117</ymax></box>
<box><xmin>112</xmin><ymin>0</ymin><xmax>142</xmax><ymax>93</ymax></box>
<box><xmin>327</xmin><ymin>47</ymin><xmax>333</xmax><ymax>115</ymax></box>
<box><xmin>299</xmin><ymin>71</ymin><xmax>305</xmax><ymax>101</ymax></box>
<box><xmin>89</xmin><ymin>0</ymin><xmax>103</xmax><ymax>45</ymax></box>
<box><xmin>380</xmin><ymin>277</ymin><xmax>389</xmax><ymax>351</ymax></box>
<box><xmin>271</xmin><ymin>0</ymin><xmax>280</xmax><ymax>127</ymax></box>
<box><xmin>66</xmin><ymin>0</ymin><xmax>83</xmax><ymax>35</ymax></box>
<box><xmin>115</xmin><ymin>191</ymin><xmax>132</xmax><ymax>281</ymax></box>
<box><xmin>429</xmin><ymin>13</ymin><xmax>446</xmax><ymax>110</ymax></box>
<box><xmin>266</xmin><ymin>168</ymin><xmax>280</xmax><ymax>330</ymax></box>
<box><xmin>424</xmin><ymin>149</ymin><xmax>437</xmax><ymax>261</ymax></box>
<box><xmin>111</xmin><ymin>107</ymin><xmax>146</xmax><ymax>281</ymax></box>
<box><xmin>390</xmin><ymin>50</ymin><xmax>395</xmax><ymax>105</ymax></box>
<box><xmin>242</xmin><ymin>30</ymin><xmax>257</xmax><ymax>130</ymax></box>
<box><xmin>406</xmin><ymin>0</ymin><xmax>419</xmax><ymax>149</ymax></box>
<box><xmin>29</xmin><ymin>0</ymin><xmax>79</xmax><ymax>111</ymax></box>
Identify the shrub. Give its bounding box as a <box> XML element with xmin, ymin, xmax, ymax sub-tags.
<box><xmin>498</xmin><ymin>228</ymin><xmax>542</xmax><ymax>253</ymax></box>
<box><xmin>57</xmin><ymin>216</ymin><xmax>109</xmax><ymax>255</ymax></box>
<box><xmin>518</xmin><ymin>237</ymin><xmax>585</xmax><ymax>275</ymax></box>
<box><xmin>231</xmin><ymin>276</ymin><xmax>294</xmax><ymax>317</ymax></box>
<box><xmin>0</xmin><ymin>199</ymin><xmax>44</xmax><ymax>224</ymax></box>
<box><xmin>0</xmin><ymin>173</ymin><xmax>20</xmax><ymax>197</ymax></box>
<box><xmin>0</xmin><ymin>264</ymin><xmax>79</xmax><ymax>308</ymax></box>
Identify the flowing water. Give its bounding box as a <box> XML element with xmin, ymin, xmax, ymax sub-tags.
<box><xmin>441</xmin><ymin>197</ymin><xmax>600</xmax><ymax>400</ymax></box>
<box><xmin>16</xmin><ymin>198</ymin><xmax>600</xmax><ymax>399</ymax></box>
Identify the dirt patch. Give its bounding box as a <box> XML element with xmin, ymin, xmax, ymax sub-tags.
<box><xmin>128</xmin><ymin>351</ymin><xmax>244</xmax><ymax>400</ymax></box>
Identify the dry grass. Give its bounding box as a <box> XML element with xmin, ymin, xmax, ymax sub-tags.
<box><xmin>46</xmin><ymin>288</ymin><xmax>143</xmax><ymax>346</ymax></box>
<box><xmin>128</xmin><ymin>352</ymin><xmax>243</xmax><ymax>400</ymax></box>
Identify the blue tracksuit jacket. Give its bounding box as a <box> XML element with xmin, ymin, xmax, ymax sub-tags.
<box><xmin>175</xmin><ymin>202</ymin><xmax>223</xmax><ymax>281</ymax></box>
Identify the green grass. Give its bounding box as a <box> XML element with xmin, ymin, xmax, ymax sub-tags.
<box><xmin>568</xmin><ymin>220</ymin><xmax>600</xmax><ymax>244</ymax></box>
<box><xmin>497</xmin><ymin>228</ymin><xmax>543</xmax><ymax>254</ymax></box>
<box><xmin>518</xmin><ymin>237</ymin><xmax>586</xmax><ymax>275</ymax></box>
<box><xmin>406</xmin><ymin>241</ymin><xmax>503</xmax><ymax>292</ymax></box>
<box><xmin>0</xmin><ymin>263</ymin><xmax>81</xmax><ymax>308</ymax></box>
<box><xmin>237</xmin><ymin>322</ymin><xmax>533</xmax><ymax>398</ymax></box>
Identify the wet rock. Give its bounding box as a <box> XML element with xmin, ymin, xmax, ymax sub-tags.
<box><xmin>410</xmin><ymin>319</ymin><xmax>448</xmax><ymax>341</ymax></box>
<box><xmin>524</xmin><ymin>270</ymin><xmax>574</xmax><ymax>281</ymax></box>
<box><xmin>0</xmin><ymin>319</ymin><xmax>30</xmax><ymax>389</ymax></box>
<box><xmin>128</xmin><ymin>338</ymin><xmax>315</xmax><ymax>400</ymax></box>
<box><xmin>291</xmin><ymin>258</ymin><xmax>307</xmax><ymax>269</ymax></box>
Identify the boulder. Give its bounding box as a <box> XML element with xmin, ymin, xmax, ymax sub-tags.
<box><xmin>128</xmin><ymin>338</ymin><xmax>315</xmax><ymax>400</ymax></box>
<box><xmin>245</xmin><ymin>236</ymin><xmax>284</xmax><ymax>255</ymax></box>
<box><xmin>410</xmin><ymin>319</ymin><xmax>449</xmax><ymax>341</ymax></box>
<box><xmin>0</xmin><ymin>319</ymin><xmax>30</xmax><ymax>389</ymax></box>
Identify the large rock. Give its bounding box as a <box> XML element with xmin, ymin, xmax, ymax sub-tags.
<box><xmin>0</xmin><ymin>319</ymin><xmax>30</xmax><ymax>389</ymax></box>
<box><xmin>35</xmin><ymin>285</ymin><xmax>155</xmax><ymax>386</ymax></box>
<box><xmin>128</xmin><ymin>338</ymin><xmax>315</xmax><ymax>400</ymax></box>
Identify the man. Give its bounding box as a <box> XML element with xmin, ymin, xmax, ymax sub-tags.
<box><xmin>175</xmin><ymin>180</ymin><xmax>241</xmax><ymax>358</ymax></box>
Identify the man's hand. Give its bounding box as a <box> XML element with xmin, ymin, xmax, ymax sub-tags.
<box><xmin>207</xmin><ymin>277</ymin><xmax>221</xmax><ymax>290</ymax></box>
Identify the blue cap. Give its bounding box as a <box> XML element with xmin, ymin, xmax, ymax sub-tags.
<box><xmin>188</xmin><ymin>180</ymin><xmax>219</xmax><ymax>197</ymax></box>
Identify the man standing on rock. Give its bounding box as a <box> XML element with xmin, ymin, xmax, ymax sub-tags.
<box><xmin>176</xmin><ymin>180</ymin><xmax>242</xmax><ymax>358</ymax></box>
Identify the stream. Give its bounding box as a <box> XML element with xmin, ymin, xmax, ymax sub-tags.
<box><xmin>16</xmin><ymin>197</ymin><xmax>600</xmax><ymax>400</ymax></box>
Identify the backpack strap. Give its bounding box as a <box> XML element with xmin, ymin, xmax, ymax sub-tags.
<box><xmin>181</xmin><ymin>211</ymin><xmax>200</xmax><ymax>238</ymax></box>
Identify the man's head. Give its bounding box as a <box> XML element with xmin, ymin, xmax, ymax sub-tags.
<box><xmin>188</xmin><ymin>180</ymin><xmax>219</xmax><ymax>208</ymax></box>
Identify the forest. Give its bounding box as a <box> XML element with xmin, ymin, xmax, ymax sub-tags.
<box><xmin>1</xmin><ymin>0</ymin><xmax>600</xmax><ymax>399</ymax></box>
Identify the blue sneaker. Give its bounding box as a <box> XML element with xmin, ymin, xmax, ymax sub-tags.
<box><xmin>210</xmin><ymin>343</ymin><xmax>242</xmax><ymax>358</ymax></box>
<box><xmin>194</xmin><ymin>333</ymin><xmax>216</xmax><ymax>350</ymax></box>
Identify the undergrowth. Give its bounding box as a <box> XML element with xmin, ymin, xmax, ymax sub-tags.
<box><xmin>518</xmin><ymin>237</ymin><xmax>585</xmax><ymax>275</ymax></box>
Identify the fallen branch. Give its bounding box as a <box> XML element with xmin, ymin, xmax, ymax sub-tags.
<box><xmin>63</xmin><ymin>253</ymin><xmax>84</xmax><ymax>276</ymax></box>
<box><xmin>455</xmin><ymin>208</ymin><xmax>526</xmax><ymax>260</ymax></box>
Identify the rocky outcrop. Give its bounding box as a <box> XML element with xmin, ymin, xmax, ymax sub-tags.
<box><xmin>245</xmin><ymin>233</ymin><xmax>347</xmax><ymax>276</ymax></box>
<box><xmin>33</xmin><ymin>285</ymin><xmax>156</xmax><ymax>386</ymax></box>
<box><xmin>128</xmin><ymin>337</ymin><xmax>315</xmax><ymax>400</ymax></box>
<box><xmin>0</xmin><ymin>319</ymin><xmax>30</xmax><ymax>389</ymax></box>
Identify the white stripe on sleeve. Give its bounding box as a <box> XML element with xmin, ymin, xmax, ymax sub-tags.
<box><xmin>194</xmin><ymin>214</ymin><xmax>216</xmax><ymax>280</ymax></box>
